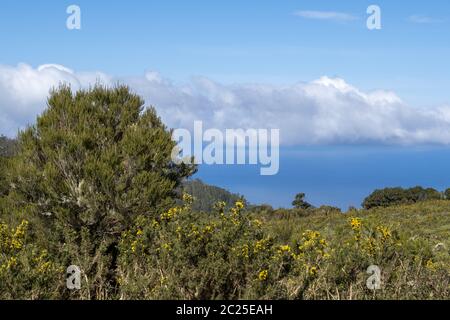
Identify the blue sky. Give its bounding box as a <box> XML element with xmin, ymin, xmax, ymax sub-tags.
<box><xmin>1</xmin><ymin>0</ymin><xmax>450</xmax><ymax>208</ymax></box>
<box><xmin>1</xmin><ymin>0</ymin><xmax>450</xmax><ymax>105</ymax></box>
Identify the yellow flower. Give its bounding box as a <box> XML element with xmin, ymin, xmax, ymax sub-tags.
<box><xmin>136</xmin><ymin>229</ymin><xmax>143</xmax><ymax>236</ymax></box>
<box><xmin>302</xmin><ymin>230</ymin><xmax>321</xmax><ymax>241</ymax></box>
<box><xmin>426</xmin><ymin>259</ymin><xmax>436</xmax><ymax>272</ymax></box>
<box><xmin>182</xmin><ymin>193</ymin><xmax>194</xmax><ymax>205</ymax></box>
<box><xmin>131</xmin><ymin>240</ymin><xmax>138</xmax><ymax>253</ymax></box>
<box><xmin>10</xmin><ymin>238</ymin><xmax>23</xmax><ymax>250</ymax></box>
<box><xmin>203</xmin><ymin>225</ymin><xmax>214</xmax><ymax>234</ymax></box>
<box><xmin>362</xmin><ymin>237</ymin><xmax>377</xmax><ymax>256</ymax></box>
<box><xmin>214</xmin><ymin>201</ymin><xmax>227</xmax><ymax>212</ymax></box>
<box><xmin>377</xmin><ymin>226</ymin><xmax>391</xmax><ymax>240</ymax></box>
<box><xmin>235</xmin><ymin>200</ymin><xmax>245</xmax><ymax>210</ymax></box>
<box><xmin>37</xmin><ymin>261</ymin><xmax>52</xmax><ymax>274</ymax></box>
<box><xmin>241</xmin><ymin>244</ymin><xmax>249</xmax><ymax>258</ymax></box>
<box><xmin>258</xmin><ymin>269</ymin><xmax>268</xmax><ymax>281</ymax></box>
<box><xmin>279</xmin><ymin>245</ymin><xmax>291</xmax><ymax>253</ymax></box>
<box><xmin>252</xmin><ymin>219</ymin><xmax>263</xmax><ymax>228</ymax></box>
<box><xmin>308</xmin><ymin>266</ymin><xmax>318</xmax><ymax>277</ymax></box>
<box><xmin>160</xmin><ymin>207</ymin><xmax>182</xmax><ymax>221</ymax></box>
<box><xmin>0</xmin><ymin>256</ymin><xmax>18</xmax><ymax>273</ymax></box>
<box><xmin>254</xmin><ymin>238</ymin><xmax>270</xmax><ymax>253</ymax></box>
<box><xmin>350</xmin><ymin>217</ymin><xmax>362</xmax><ymax>231</ymax></box>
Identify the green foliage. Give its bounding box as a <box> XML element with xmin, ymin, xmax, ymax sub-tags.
<box><xmin>0</xmin><ymin>136</ymin><xmax>16</xmax><ymax>158</ymax></box>
<box><xmin>292</xmin><ymin>193</ymin><xmax>313</xmax><ymax>210</ymax></box>
<box><xmin>445</xmin><ymin>188</ymin><xmax>450</xmax><ymax>200</ymax></box>
<box><xmin>0</xmin><ymin>196</ymin><xmax>449</xmax><ymax>299</ymax></box>
<box><xmin>258</xmin><ymin>200</ymin><xmax>450</xmax><ymax>299</ymax></box>
<box><xmin>0</xmin><ymin>86</ymin><xmax>448</xmax><ymax>300</ymax></box>
<box><xmin>182</xmin><ymin>179</ymin><xmax>244</xmax><ymax>212</ymax></box>
<box><xmin>117</xmin><ymin>198</ymin><xmax>330</xmax><ymax>299</ymax></box>
<box><xmin>117</xmin><ymin>198</ymin><xmax>269</xmax><ymax>299</ymax></box>
<box><xmin>362</xmin><ymin>186</ymin><xmax>443</xmax><ymax>209</ymax></box>
<box><xmin>0</xmin><ymin>220</ymin><xmax>63</xmax><ymax>299</ymax></box>
<box><xmin>315</xmin><ymin>205</ymin><xmax>342</xmax><ymax>216</ymax></box>
<box><xmin>1</xmin><ymin>85</ymin><xmax>196</xmax><ymax>298</ymax></box>
<box><xmin>115</xmin><ymin>199</ymin><xmax>449</xmax><ymax>300</ymax></box>
<box><xmin>0</xmin><ymin>158</ymin><xmax>8</xmax><ymax>197</ymax></box>
<box><xmin>0</xmin><ymin>136</ymin><xmax>16</xmax><ymax>197</ymax></box>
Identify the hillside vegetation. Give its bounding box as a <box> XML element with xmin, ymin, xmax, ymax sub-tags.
<box><xmin>0</xmin><ymin>86</ymin><xmax>448</xmax><ymax>300</ymax></box>
<box><xmin>254</xmin><ymin>200</ymin><xmax>450</xmax><ymax>299</ymax></box>
<box><xmin>182</xmin><ymin>179</ymin><xmax>244</xmax><ymax>212</ymax></box>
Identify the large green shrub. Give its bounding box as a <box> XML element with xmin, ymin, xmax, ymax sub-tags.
<box><xmin>362</xmin><ymin>186</ymin><xmax>442</xmax><ymax>209</ymax></box>
<box><xmin>2</xmin><ymin>85</ymin><xmax>196</xmax><ymax>298</ymax></box>
<box><xmin>444</xmin><ymin>188</ymin><xmax>450</xmax><ymax>200</ymax></box>
<box><xmin>117</xmin><ymin>198</ymin><xmax>277</xmax><ymax>299</ymax></box>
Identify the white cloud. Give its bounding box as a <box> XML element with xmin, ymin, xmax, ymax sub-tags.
<box><xmin>293</xmin><ymin>10</ymin><xmax>358</xmax><ymax>22</ymax></box>
<box><xmin>0</xmin><ymin>63</ymin><xmax>110</xmax><ymax>135</ymax></box>
<box><xmin>408</xmin><ymin>15</ymin><xmax>444</xmax><ymax>24</ymax></box>
<box><xmin>1</xmin><ymin>63</ymin><xmax>450</xmax><ymax>145</ymax></box>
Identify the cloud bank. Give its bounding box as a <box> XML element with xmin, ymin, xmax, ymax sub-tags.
<box><xmin>1</xmin><ymin>63</ymin><xmax>450</xmax><ymax>145</ymax></box>
<box><xmin>408</xmin><ymin>15</ymin><xmax>444</xmax><ymax>24</ymax></box>
<box><xmin>293</xmin><ymin>10</ymin><xmax>358</xmax><ymax>22</ymax></box>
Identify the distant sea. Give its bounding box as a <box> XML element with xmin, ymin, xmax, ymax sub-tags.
<box><xmin>195</xmin><ymin>145</ymin><xmax>450</xmax><ymax>210</ymax></box>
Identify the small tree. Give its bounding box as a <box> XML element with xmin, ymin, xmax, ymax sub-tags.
<box><xmin>292</xmin><ymin>193</ymin><xmax>312</xmax><ymax>210</ymax></box>
<box><xmin>6</xmin><ymin>85</ymin><xmax>196</xmax><ymax>298</ymax></box>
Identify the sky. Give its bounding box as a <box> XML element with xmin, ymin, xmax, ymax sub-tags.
<box><xmin>1</xmin><ymin>0</ymin><xmax>450</xmax><ymax>208</ymax></box>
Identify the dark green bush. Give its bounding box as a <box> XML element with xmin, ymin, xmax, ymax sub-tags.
<box><xmin>362</xmin><ymin>186</ymin><xmax>443</xmax><ymax>209</ymax></box>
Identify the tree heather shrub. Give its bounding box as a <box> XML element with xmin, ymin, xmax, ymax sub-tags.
<box><xmin>1</xmin><ymin>85</ymin><xmax>195</xmax><ymax>299</ymax></box>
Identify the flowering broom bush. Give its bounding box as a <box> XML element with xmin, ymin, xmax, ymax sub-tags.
<box><xmin>117</xmin><ymin>197</ymin><xmax>285</xmax><ymax>299</ymax></box>
<box><xmin>0</xmin><ymin>199</ymin><xmax>448</xmax><ymax>299</ymax></box>
<box><xmin>0</xmin><ymin>220</ymin><xmax>63</xmax><ymax>299</ymax></box>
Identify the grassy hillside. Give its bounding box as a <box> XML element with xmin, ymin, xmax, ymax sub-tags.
<box><xmin>182</xmin><ymin>179</ymin><xmax>244</xmax><ymax>212</ymax></box>
<box><xmin>254</xmin><ymin>200</ymin><xmax>450</xmax><ymax>299</ymax></box>
<box><xmin>1</xmin><ymin>194</ymin><xmax>449</xmax><ymax>299</ymax></box>
<box><xmin>262</xmin><ymin>200</ymin><xmax>450</xmax><ymax>245</ymax></box>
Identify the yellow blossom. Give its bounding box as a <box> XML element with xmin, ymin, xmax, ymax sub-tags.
<box><xmin>235</xmin><ymin>200</ymin><xmax>245</xmax><ymax>210</ymax></box>
<box><xmin>377</xmin><ymin>225</ymin><xmax>391</xmax><ymax>240</ymax></box>
<box><xmin>426</xmin><ymin>259</ymin><xmax>436</xmax><ymax>272</ymax></box>
<box><xmin>182</xmin><ymin>193</ymin><xmax>194</xmax><ymax>205</ymax></box>
<box><xmin>350</xmin><ymin>217</ymin><xmax>362</xmax><ymax>231</ymax></box>
<box><xmin>308</xmin><ymin>266</ymin><xmax>318</xmax><ymax>277</ymax></box>
<box><xmin>254</xmin><ymin>238</ymin><xmax>270</xmax><ymax>253</ymax></box>
<box><xmin>258</xmin><ymin>269</ymin><xmax>268</xmax><ymax>281</ymax></box>
<box><xmin>252</xmin><ymin>219</ymin><xmax>263</xmax><ymax>228</ymax></box>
